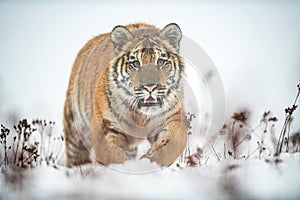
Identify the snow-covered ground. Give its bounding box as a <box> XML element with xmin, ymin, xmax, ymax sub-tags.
<box><xmin>1</xmin><ymin>153</ymin><xmax>300</xmax><ymax>200</ymax></box>
<box><xmin>0</xmin><ymin>109</ymin><xmax>299</xmax><ymax>199</ymax></box>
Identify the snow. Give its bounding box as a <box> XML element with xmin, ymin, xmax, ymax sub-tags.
<box><xmin>1</xmin><ymin>154</ymin><xmax>300</xmax><ymax>200</ymax></box>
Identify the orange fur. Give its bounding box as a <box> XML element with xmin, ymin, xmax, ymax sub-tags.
<box><xmin>64</xmin><ymin>23</ymin><xmax>187</xmax><ymax>167</ymax></box>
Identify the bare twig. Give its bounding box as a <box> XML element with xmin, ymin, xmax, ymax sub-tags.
<box><xmin>276</xmin><ymin>81</ymin><xmax>300</xmax><ymax>155</ymax></box>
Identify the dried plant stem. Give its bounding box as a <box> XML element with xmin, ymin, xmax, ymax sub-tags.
<box><xmin>1</xmin><ymin>119</ymin><xmax>63</xmax><ymax>169</ymax></box>
<box><xmin>14</xmin><ymin>130</ymin><xmax>21</xmax><ymax>165</ymax></box>
<box><xmin>207</xmin><ymin>140</ymin><xmax>220</xmax><ymax>161</ymax></box>
<box><xmin>39</xmin><ymin>124</ymin><xmax>45</xmax><ymax>163</ymax></box>
<box><xmin>4</xmin><ymin>137</ymin><xmax>8</xmax><ymax>166</ymax></box>
<box><xmin>22</xmin><ymin>149</ymin><xmax>38</xmax><ymax>164</ymax></box>
<box><xmin>231</xmin><ymin>121</ymin><xmax>237</xmax><ymax>158</ymax></box>
<box><xmin>223</xmin><ymin>143</ymin><xmax>227</xmax><ymax>160</ymax></box>
<box><xmin>246</xmin><ymin>147</ymin><xmax>259</xmax><ymax>160</ymax></box>
<box><xmin>53</xmin><ymin>139</ymin><xmax>64</xmax><ymax>162</ymax></box>
<box><xmin>276</xmin><ymin>115</ymin><xmax>292</xmax><ymax>154</ymax></box>
<box><xmin>234</xmin><ymin>135</ymin><xmax>249</xmax><ymax>149</ymax></box>
<box><xmin>276</xmin><ymin>83</ymin><xmax>300</xmax><ymax>155</ymax></box>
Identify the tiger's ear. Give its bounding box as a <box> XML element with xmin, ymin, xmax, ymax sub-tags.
<box><xmin>160</xmin><ymin>23</ymin><xmax>182</xmax><ymax>53</ymax></box>
<box><xmin>111</xmin><ymin>25</ymin><xmax>133</xmax><ymax>54</ymax></box>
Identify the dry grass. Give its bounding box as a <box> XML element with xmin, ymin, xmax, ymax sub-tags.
<box><xmin>0</xmin><ymin>82</ymin><xmax>299</xmax><ymax>177</ymax></box>
<box><xmin>0</xmin><ymin>119</ymin><xmax>64</xmax><ymax>169</ymax></box>
<box><xmin>276</xmin><ymin>82</ymin><xmax>300</xmax><ymax>155</ymax></box>
<box><xmin>178</xmin><ymin>81</ymin><xmax>300</xmax><ymax>167</ymax></box>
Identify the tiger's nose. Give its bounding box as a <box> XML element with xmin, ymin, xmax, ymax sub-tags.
<box><xmin>142</xmin><ymin>83</ymin><xmax>157</xmax><ymax>92</ymax></box>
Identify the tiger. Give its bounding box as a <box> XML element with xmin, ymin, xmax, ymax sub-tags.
<box><xmin>63</xmin><ymin>23</ymin><xmax>187</xmax><ymax>167</ymax></box>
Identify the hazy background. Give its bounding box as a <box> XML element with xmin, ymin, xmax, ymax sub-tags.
<box><xmin>0</xmin><ymin>0</ymin><xmax>299</xmax><ymax>133</ymax></box>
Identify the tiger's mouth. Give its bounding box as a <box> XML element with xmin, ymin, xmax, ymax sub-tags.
<box><xmin>138</xmin><ymin>96</ymin><xmax>162</xmax><ymax>107</ymax></box>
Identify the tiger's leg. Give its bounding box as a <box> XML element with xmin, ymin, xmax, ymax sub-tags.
<box><xmin>90</xmin><ymin>131</ymin><xmax>133</xmax><ymax>165</ymax></box>
<box><xmin>105</xmin><ymin>133</ymin><xmax>139</xmax><ymax>159</ymax></box>
<box><xmin>145</xmin><ymin>111</ymin><xmax>188</xmax><ymax>166</ymax></box>
<box><xmin>64</xmin><ymin>105</ymin><xmax>91</xmax><ymax>167</ymax></box>
<box><xmin>90</xmin><ymin>117</ymin><xmax>139</xmax><ymax>165</ymax></box>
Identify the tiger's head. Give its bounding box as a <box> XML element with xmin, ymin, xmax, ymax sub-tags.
<box><xmin>109</xmin><ymin>23</ymin><xmax>185</xmax><ymax>117</ymax></box>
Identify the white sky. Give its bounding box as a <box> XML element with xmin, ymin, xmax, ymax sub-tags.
<box><xmin>0</xmin><ymin>0</ymin><xmax>299</xmax><ymax>133</ymax></box>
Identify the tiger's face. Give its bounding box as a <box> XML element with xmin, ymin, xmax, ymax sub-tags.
<box><xmin>110</xmin><ymin>23</ymin><xmax>184</xmax><ymax>117</ymax></box>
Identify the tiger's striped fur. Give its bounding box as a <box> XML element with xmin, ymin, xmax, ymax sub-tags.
<box><xmin>64</xmin><ymin>23</ymin><xmax>187</xmax><ymax>167</ymax></box>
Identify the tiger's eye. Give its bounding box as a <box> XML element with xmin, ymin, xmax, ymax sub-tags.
<box><xmin>157</xmin><ymin>59</ymin><xmax>165</xmax><ymax>66</ymax></box>
<box><xmin>133</xmin><ymin>60</ymin><xmax>140</xmax><ymax>68</ymax></box>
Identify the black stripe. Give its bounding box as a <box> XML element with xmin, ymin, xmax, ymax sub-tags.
<box><xmin>117</xmin><ymin>60</ymin><xmax>124</xmax><ymax>78</ymax></box>
<box><xmin>142</xmin><ymin>48</ymin><xmax>147</xmax><ymax>53</ymax></box>
<box><xmin>167</xmin><ymin>52</ymin><xmax>170</xmax><ymax>58</ymax></box>
<box><xmin>117</xmin><ymin>57</ymin><xmax>126</xmax><ymax>78</ymax></box>
<box><xmin>111</xmin><ymin>56</ymin><xmax>133</xmax><ymax>96</ymax></box>
<box><xmin>63</xmin><ymin>118</ymin><xmax>73</xmax><ymax>137</ymax></box>
<box><xmin>108</xmin><ymin>128</ymin><xmax>127</xmax><ymax>137</ymax></box>
<box><xmin>64</xmin><ymin>104</ymin><xmax>73</xmax><ymax>123</ymax></box>
<box><xmin>66</xmin><ymin>135</ymin><xmax>79</xmax><ymax>148</ymax></box>
<box><xmin>153</xmin><ymin>133</ymin><xmax>159</xmax><ymax>143</ymax></box>
<box><xmin>104</xmin><ymin>78</ymin><xmax>114</xmax><ymax>113</ymax></box>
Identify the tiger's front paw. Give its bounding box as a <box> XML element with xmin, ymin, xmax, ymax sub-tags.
<box><xmin>140</xmin><ymin>138</ymin><xmax>170</xmax><ymax>159</ymax></box>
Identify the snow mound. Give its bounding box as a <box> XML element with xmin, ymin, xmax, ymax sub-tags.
<box><xmin>1</xmin><ymin>153</ymin><xmax>300</xmax><ymax>200</ymax></box>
